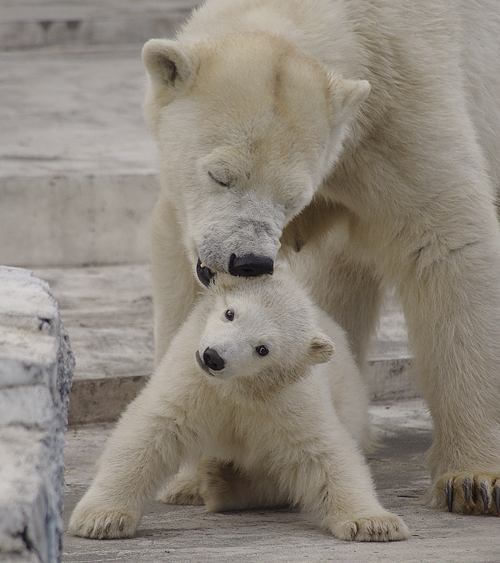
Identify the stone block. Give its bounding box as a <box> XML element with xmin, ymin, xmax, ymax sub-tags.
<box><xmin>0</xmin><ymin>267</ymin><xmax>74</xmax><ymax>563</ymax></box>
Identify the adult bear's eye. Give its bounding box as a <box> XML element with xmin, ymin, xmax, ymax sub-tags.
<box><xmin>225</xmin><ymin>310</ymin><xmax>234</xmax><ymax>321</ymax></box>
<box><xmin>256</xmin><ymin>345</ymin><xmax>269</xmax><ymax>357</ymax></box>
<box><xmin>208</xmin><ymin>170</ymin><xmax>231</xmax><ymax>188</ymax></box>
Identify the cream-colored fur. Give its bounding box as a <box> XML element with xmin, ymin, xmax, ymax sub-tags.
<box><xmin>69</xmin><ymin>272</ymin><xmax>409</xmax><ymax>541</ymax></box>
<box><xmin>142</xmin><ymin>0</ymin><xmax>500</xmax><ymax>513</ymax></box>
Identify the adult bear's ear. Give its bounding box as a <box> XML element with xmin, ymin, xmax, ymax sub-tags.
<box><xmin>142</xmin><ymin>39</ymin><xmax>198</xmax><ymax>94</ymax></box>
<box><xmin>326</xmin><ymin>72</ymin><xmax>371</xmax><ymax>124</ymax></box>
<box><xmin>308</xmin><ymin>334</ymin><xmax>335</xmax><ymax>365</ymax></box>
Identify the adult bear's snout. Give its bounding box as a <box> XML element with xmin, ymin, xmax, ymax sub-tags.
<box><xmin>228</xmin><ymin>253</ymin><xmax>274</xmax><ymax>277</ymax></box>
<box><xmin>203</xmin><ymin>347</ymin><xmax>225</xmax><ymax>371</ymax></box>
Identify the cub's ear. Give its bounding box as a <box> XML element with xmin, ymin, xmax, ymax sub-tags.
<box><xmin>142</xmin><ymin>39</ymin><xmax>198</xmax><ymax>93</ymax></box>
<box><xmin>308</xmin><ymin>333</ymin><xmax>335</xmax><ymax>365</ymax></box>
<box><xmin>327</xmin><ymin>72</ymin><xmax>371</xmax><ymax>124</ymax></box>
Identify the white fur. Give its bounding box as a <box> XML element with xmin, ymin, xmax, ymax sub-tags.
<box><xmin>142</xmin><ymin>0</ymin><xmax>500</xmax><ymax>513</ymax></box>
<box><xmin>69</xmin><ymin>273</ymin><xmax>409</xmax><ymax>541</ymax></box>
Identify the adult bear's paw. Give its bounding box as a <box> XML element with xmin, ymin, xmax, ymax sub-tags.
<box><xmin>331</xmin><ymin>512</ymin><xmax>410</xmax><ymax>542</ymax></box>
<box><xmin>68</xmin><ymin>498</ymin><xmax>141</xmax><ymax>539</ymax></box>
<box><xmin>429</xmin><ymin>472</ymin><xmax>500</xmax><ymax>515</ymax></box>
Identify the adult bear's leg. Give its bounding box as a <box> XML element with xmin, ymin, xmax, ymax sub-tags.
<box><xmin>151</xmin><ymin>194</ymin><xmax>201</xmax><ymax>366</ymax></box>
<box><xmin>377</xmin><ymin>191</ymin><xmax>500</xmax><ymax>514</ymax></box>
<box><xmin>306</xmin><ymin>251</ymin><xmax>383</xmax><ymax>367</ymax></box>
<box><xmin>320</xmin><ymin>73</ymin><xmax>500</xmax><ymax>512</ymax></box>
<box><xmin>399</xmin><ymin>234</ymin><xmax>500</xmax><ymax>513</ymax></box>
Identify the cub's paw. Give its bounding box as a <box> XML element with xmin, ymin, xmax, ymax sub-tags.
<box><xmin>69</xmin><ymin>499</ymin><xmax>140</xmax><ymax>539</ymax></box>
<box><xmin>429</xmin><ymin>473</ymin><xmax>500</xmax><ymax>515</ymax></box>
<box><xmin>332</xmin><ymin>513</ymin><xmax>410</xmax><ymax>542</ymax></box>
<box><xmin>158</xmin><ymin>473</ymin><xmax>204</xmax><ymax>506</ymax></box>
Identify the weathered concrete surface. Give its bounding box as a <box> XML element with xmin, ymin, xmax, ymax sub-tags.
<box><xmin>0</xmin><ymin>267</ymin><xmax>75</xmax><ymax>563</ymax></box>
<box><xmin>0</xmin><ymin>43</ymin><xmax>155</xmax><ymax>179</ymax></box>
<box><xmin>33</xmin><ymin>266</ymin><xmax>155</xmax><ymax>382</ymax></box>
<box><xmin>0</xmin><ymin>173</ymin><xmax>158</xmax><ymax>268</ymax></box>
<box><xmin>62</xmin><ymin>400</ymin><xmax>500</xmax><ymax>563</ymax></box>
<box><xmin>32</xmin><ymin>264</ymin><xmax>413</xmax><ymax>425</ymax></box>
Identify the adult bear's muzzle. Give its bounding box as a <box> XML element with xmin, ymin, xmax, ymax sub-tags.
<box><xmin>194</xmin><ymin>199</ymin><xmax>284</xmax><ymax>286</ymax></box>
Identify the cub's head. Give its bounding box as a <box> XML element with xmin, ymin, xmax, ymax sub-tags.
<box><xmin>195</xmin><ymin>273</ymin><xmax>334</xmax><ymax>388</ymax></box>
<box><xmin>142</xmin><ymin>33</ymin><xmax>370</xmax><ymax>286</ymax></box>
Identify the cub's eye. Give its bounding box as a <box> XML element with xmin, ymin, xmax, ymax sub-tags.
<box><xmin>256</xmin><ymin>345</ymin><xmax>269</xmax><ymax>357</ymax></box>
<box><xmin>225</xmin><ymin>309</ymin><xmax>234</xmax><ymax>321</ymax></box>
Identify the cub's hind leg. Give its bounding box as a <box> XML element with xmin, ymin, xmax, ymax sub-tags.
<box><xmin>158</xmin><ymin>463</ymin><xmax>204</xmax><ymax>506</ymax></box>
<box><xmin>198</xmin><ymin>459</ymin><xmax>289</xmax><ymax>512</ymax></box>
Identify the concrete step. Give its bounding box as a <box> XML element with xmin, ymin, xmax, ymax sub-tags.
<box><xmin>32</xmin><ymin>264</ymin><xmax>412</xmax><ymax>425</ymax></box>
<box><xmin>0</xmin><ymin>43</ymin><xmax>159</xmax><ymax>267</ymax></box>
<box><xmin>0</xmin><ymin>1</ymin><xmax>197</xmax><ymax>267</ymax></box>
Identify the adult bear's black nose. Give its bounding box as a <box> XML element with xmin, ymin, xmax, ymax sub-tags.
<box><xmin>228</xmin><ymin>253</ymin><xmax>274</xmax><ymax>277</ymax></box>
<box><xmin>203</xmin><ymin>347</ymin><xmax>225</xmax><ymax>371</ymax></box>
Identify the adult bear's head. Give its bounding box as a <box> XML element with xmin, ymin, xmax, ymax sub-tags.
<box><xmin>142</xmin><ymin>33</ymin><xmax>370</xmax><ymax>285</ymax></box>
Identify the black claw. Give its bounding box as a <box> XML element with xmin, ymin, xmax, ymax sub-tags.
<box><xmin>445</xmin><ymin>479</ymin><xmax>454</xmax><ymax>512</ymax></box>
<box><xmin>463</xmin><ymin>478</ymin><xmax>472</xmax><ymax>510</ymax></box>
<box><xmin>480</xmin><ymin>482</ymin><xmax>490</xmax><ymax>512</ymax></box>
<box><xmin>494</xmin><ymin>484</ymin><xmax>500</xmax><ymax>515</ymax></box>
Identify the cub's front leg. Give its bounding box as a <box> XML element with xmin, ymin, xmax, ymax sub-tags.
<box><xmin>281</xmin><ymin>419</ymin><xmax>409</xmax><ymax>542</ymax></box>
<box><xmin>69</xmin><ymin>387</ymin><xmax>189</xmax><ymax>539</ymax></box>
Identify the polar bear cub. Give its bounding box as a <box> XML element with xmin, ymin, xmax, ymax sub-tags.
<box><xmin>69</xmin><ymin>272</ymin><xmax>409</xmax><ymax>541</ymax></box>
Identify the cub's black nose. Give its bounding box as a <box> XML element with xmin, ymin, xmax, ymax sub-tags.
<box><xmin>203</xmin><ymin>347</ymin><xmax>225</xmax><ymax>371</ymax></box>
<box><xmin>228</xmin><ymin>253</ymin><xmax>274</xmax><ymax>277</ymax></box>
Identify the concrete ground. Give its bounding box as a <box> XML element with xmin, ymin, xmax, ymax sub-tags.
<box><xmin>61</xmin><ymin>400</ymin><xmax>500</xmax><ymax>563</ymax></box>
<box><xmin>2</xmin><ymin>0</ymin><xmax>500</xmax><ymax>561</ymax></box>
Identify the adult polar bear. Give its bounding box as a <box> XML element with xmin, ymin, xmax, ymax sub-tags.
<box><xmin>142</xmin><ymin>0</ymin><xmax>500</xmax><ymax>514</ymax></box>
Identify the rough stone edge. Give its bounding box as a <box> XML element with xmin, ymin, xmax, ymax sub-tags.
<box><xmin>0</xmin><ymin>267</ymin><xmax>75</xmax><ymax>563</ymax></box>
